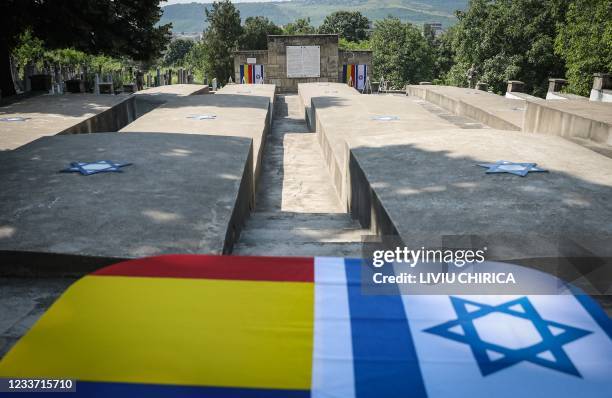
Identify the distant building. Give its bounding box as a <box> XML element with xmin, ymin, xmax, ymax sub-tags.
<box><xmin>234</xmin><ymin>34</ymin><xmax>372</xmax><ymax>93</ymax></box>
<box><xmin>172</xmin><ymin>32</ymin><xmax>202</xmax><ymax>42</ymax></box>
<box><xmin>423</xmin><ymin>22</ymin><xmax>444</xmax><ymax>38</ymax></box>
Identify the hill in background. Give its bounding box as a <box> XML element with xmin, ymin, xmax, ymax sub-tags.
<box><xmin>161</xmin><ymin>0</ymin><xmax>468</xmax><ymax>33</ymax></box>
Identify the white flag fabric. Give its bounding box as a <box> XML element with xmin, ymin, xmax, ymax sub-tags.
<box><xmin>356</xmin><ymin>65</ymin><xmax>366</xmax><ymax>90</ymax></box>
<box><xmin>254</xmin><ymin>64</ymin><xmax>264</xmax><ymax>84</ymax></box>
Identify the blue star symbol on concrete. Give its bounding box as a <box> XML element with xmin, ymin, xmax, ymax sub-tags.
<box><xmin>424</xmin><ymin>296</ymin><xmax>592</xmax><ymax>377</ymax></box>
<box><xmin>478</xmin><ymin>160</ymin><xmax>548</xmax><ymax>176</ymax></box>
<box><xmin>61</xmin><ymin>161</ymin><xmax>132</xmax><ymax>176</ymax></box>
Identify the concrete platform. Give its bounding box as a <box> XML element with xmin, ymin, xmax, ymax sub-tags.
<box><xmin>347</xmin><ymin>128</ymin><xmax>612</xmax><ymax>265</ymax></box>
<box><xmin>298</xmin><ymin>82</ymin><xmax>359</xmax><ymax>129</ymax></box>
<box><xmin>406</xmin><ymin>85</ymin><xmax>525</xmax><ymax>130</ymax></box>
<box><xmin>121</xmin><ymin>88</ymin><xmax>274</xmax><ymax>190</ymax></box>
<box><xmin>133</xmin><ymin>84</ymin><xmax>210</xmax><ymax>118</ymax></box>
<box><xmin>523</xmin><ymin>99</ymin><xmax>612</xmax><ymax>148</ymax></box>
<box><xmin>0</xmin><ymin>94</ymin><xmax>134</xmax><ymax>150</ymax></box>
<box><xmin>302</xmin><ymin>84</ymin><xmax>458</xmax><ymax>208</ymax></box>
<box><xmin>217</xmin><ymin>84</ymin><xmax>276</xmax><ymax>131</ymax></box>
<box><xmin>0</xmin><ymin>133</ymin><xmax>253</xmax><ymax>275</ymax></box>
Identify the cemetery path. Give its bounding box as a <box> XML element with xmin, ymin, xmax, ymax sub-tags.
<box><xmin>233</xmin><ymin>95</ymin><xmax>368</xmax><ymax>257</ymax></box>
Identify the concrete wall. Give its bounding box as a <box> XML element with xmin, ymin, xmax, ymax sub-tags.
<box><xmin>233</xmin><ymin>50</ymin><xmax>269</xmax><ymax>83</ymax></box>
<box><xmin>267</xmin><ymin>35</ymin><xmax>339</xmax><ymax>93</ymax></box>
<box><xmin>522</xmin><ymin>99</ymin><xmax>612</xmax><ymax>147</ymax></box>
<box><xmin>338</xmin><ymin>50</ymin><xmax>373</xmax><ymax>82</ymax></box>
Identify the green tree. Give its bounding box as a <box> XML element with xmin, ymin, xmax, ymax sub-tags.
<box><xmin>163</xmin><ymin>39</ymin><xmax>195</xmax><ymax>66</ymax></box>
<box><xmin>202</xmin><ymin>0</ymin><xmax>242</xmax><ymax>83</ymax></box>
<box><xmin>370</xmin><ymin>17</ymin><xmax>434</xmax><ymax>89</ymax></box>
<box><xmin>318</xmin><ymin>11</ymin><xmax>370</xmax><ymax>42</ymax></box>
<box><xmin>1</xmin><ymin>0</ymin><xmax>171</xmax><ymax>96</ymax></box>
<box><xmin>239</xmin><ymin>16</ymin><xmax>283</xmax><ymax>50</ymax></box>
<box><xmin>338</xmin><ymin>38</ymin><xmax>371</xmax><ymax>51</ymax></box>
<box><xmin>555</xmin><ymin>0</ymin><xmax>612</xmax><ymax>96</ymax></box>
<box><xmin>450</xmin><ymin>0</ymin><xmax>567</xmax><ymax>96</ymax></box>
<box><xmin>283</xmin><ymin>18</ymin><xmax>316</xmax><ymax>35</ymax></box>
<box><xmin>432</xmin><ymin>26</ymin><xmax>457</xmax><ymax>83</ymax></box>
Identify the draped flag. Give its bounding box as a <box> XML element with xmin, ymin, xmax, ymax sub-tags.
<box><xmin>356</xmin><ymin>64</ymin><xmax>367</xmax><ymax>90</ymax></box>
<box><xmin>240</xmin><ymin>64</ymin><xmax>264</xmax><ymax>84</ymax></box>
<box><xmin>343</xmin><ymin>64</ymin><xmax>367</xmax><ymax>88</ymax></box>
<box><xmin>1</xmin><ymin>255</ymin><xmax>610</xmax><ymax>397</ymax></box>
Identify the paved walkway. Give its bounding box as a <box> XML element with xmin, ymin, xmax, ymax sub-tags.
<box><xmin>233</xmin><ymin>95</ymin><xmax>368</xmax><ymax>257</ymax></box>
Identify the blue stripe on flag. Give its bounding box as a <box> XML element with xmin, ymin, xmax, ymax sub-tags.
<box><xmin>11</xmin><ymin>381</ymin><xmax>311</xmax><ymax>398</ymax></box>
<box><xmin>344</xmin><ymin>258</ymin><xmax>427</xmax><ymax>398</ymax></box>
<box><xmin>240</xmin><ymin>65</ymin><xmax>244</xmax><ymax>83</ymax></box>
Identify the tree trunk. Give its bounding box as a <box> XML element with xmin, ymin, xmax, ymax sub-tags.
<box><xmin>0</xmin><ymin>38</ymin><xmax>17</xmax><ymax>98</ymax></box>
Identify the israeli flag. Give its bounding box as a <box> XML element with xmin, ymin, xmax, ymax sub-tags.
<box><xmin>313</xmin><ymin>258</ymin><xmax>612</xmax><ymax>398</ymax></box>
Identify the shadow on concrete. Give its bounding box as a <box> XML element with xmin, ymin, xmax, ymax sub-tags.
<box><xmin>348</xmin><ymin>141</ymin><xmax>612</xmax><ymax>311</ymax></box>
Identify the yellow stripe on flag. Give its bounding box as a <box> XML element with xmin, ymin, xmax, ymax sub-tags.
<box><xmin>0</xmin><ymin>275</ymin><xmax>314</xmax><ymax>390</ymax></box>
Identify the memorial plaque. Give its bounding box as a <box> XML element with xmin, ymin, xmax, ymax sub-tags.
<box><xmin>246</xmin><ymin>57</ymin><xmax>256</xmax><ymax>64</ymax></box>
<box><xmin>286</xmin><ymin>46</ymin><xmax>320</xmax><ymax>78</ymax></box>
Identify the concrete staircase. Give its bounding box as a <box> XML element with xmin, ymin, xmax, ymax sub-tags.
<box><xmin>233</xmin><ymin>95</ymin><xmax>368</xmax><ymax>257</ymax></box>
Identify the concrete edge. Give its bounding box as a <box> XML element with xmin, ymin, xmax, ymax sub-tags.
<box><xmin>57</xmin><ymin>95</ymin><xmax>136</xmax><ymax>135</ymax></box>
<box><xmin>406</xmin><ymin>85</ymin><xmax>521</xmax><ymax>131</ymax></box>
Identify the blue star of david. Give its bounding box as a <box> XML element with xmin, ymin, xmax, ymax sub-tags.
<box><xmin>61</xmin><ymin>161</ymin><xmax>132</xmax><ymax>175</ymax></box>
<box><xmin>424</xmin><ymin>296</ymin><xmax>591</xmax><ymax>377</ymax></box>
<box><xmin>478</xmin><ymin>160</ymin><xmax>548</xmax><ymax>176</ymax></box>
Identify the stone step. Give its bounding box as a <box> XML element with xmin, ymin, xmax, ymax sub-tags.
<box><xmin>246</xmin><ymin>211</ymin><xmax>358</xmax><ymax>227</ymax></box>
<box><xmin>232</xmin><ymin>241</ymin><xmax>364</xmax><ymax>257</ymax></box>
<box><xmin>238</xmin><ymin>227</ymin><xmax>368</xmax><ymax>244</ymax></box>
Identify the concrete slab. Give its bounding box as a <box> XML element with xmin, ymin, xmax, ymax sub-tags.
<box><xmin>302</xmin><ymin>85</ymin><xmax>458</xmax><ymax>208</ymax></box>
<box><xmin>298</xmin><ymin>82</ymin><xmax>359</xmax><ymax>128</ymax></box>
<box><xmin>217</xmin><ymin>84</ymin><xmax>276</xmax><ymax>131</ymax></box>
<box><xmin>0</xmin><ymin>94</ymin><xmax>134</xmax><ymax>150</ymax></box>
<box><xmin>120</xmin><ymin>89</ymin><xmax>274</xmax><ymax>189</ymax></box>
<box><xmin>0</xmin><ymin>133</ymin><xmax>253</xmax><ymax>275</ymax></box>
<box><xmin>523</xmin><ymin>99</ymin><xmax>612</xmax><ymax>147</ymax></box>
<box><xmin>133</xmin><ymin>84</ymin><xmax>210</xmax><ymax>117</ymax></box>
<box><xmin>406</xmin><ymin>85</ymin><xmax>525</xmax><ymax>130</ymax></box>
<box><xmin>347</xmin><ymin>128</ymin><xmax>612</xmax><ymax>263</ymax></box>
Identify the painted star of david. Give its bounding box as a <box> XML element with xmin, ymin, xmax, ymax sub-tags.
<box><xmin>61</xmin><ymin>161</ymin><xmax>132</xmax><ymax>175</ymax></box>
<box><xmin>424</xmin><ymin>296</ymin><xmax>591</xmax><ymax>377</ymax></box>
<box><xmin>478</xmin><ymin>160</ymin><xmax>548</xmax><ymax>176</ymax></box>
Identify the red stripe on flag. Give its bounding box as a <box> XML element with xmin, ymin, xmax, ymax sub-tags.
<box><xmin>92</xmin><ymin>254</ymin><xmax>314</xmax><ymax>282</ymax></box>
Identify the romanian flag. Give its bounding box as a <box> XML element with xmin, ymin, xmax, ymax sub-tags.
<box><xmin>239</xmin><ymin>64</ymin><xmax>264</xmax><ymax>84</ymax></box>
<box><xmin>1</xmin><ymin>255</ymin><xmax>611</xmax><ymax>397</ymax></box>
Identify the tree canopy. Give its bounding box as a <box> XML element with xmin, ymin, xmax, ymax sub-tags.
<box><xmin>163</xmin><ymin>39</ymin><xmax>195</xmax><ymax>67</ymax></box>
<box><xmin>445</xmin><ymin>0</ymin><xmax>567</xmax><ymax>96</ymax></box>
<box><xmin>370</xmin><ymin>18</ymin><xmax>434</xmax><ymax>89</ymax></box>
<box><xmin>318</xmin><ymin>11</ymin><xmax>370</xmax><ymax>42</ymax></box>
<box><xmin>202</xmin><ymin>0</ymin><xmax>243</xmax><ymax>83</ymax></box>
<box><xmin>239</xmin><ymin>16</ymin><xmax>283</xmax><ymax>50</ymax></box>
<box><xmin>555</xmin><ymin>0</ymin><xmax>612</xmax><ymax>96</ymax></box>
<box><xmin>283</xmin><ymin>18</ymin><xmax>316</xmax><ymax>35</ymax></box>
<box><xmin>1</xmin><ymin>0</ymin><xmax>170</xmax><ymax>96</ymax></box>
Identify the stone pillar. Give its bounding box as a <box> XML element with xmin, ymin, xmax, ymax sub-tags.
<box><xmin>94</xmin><ymin>73</ymin><xmax>100</xmax><ymax>95</ymax></box>
<box><xmin>592</xmin><ymin>73</ymin><xmax>611</xmax><ymax>91</ymax></box>
<box><xmin>506</xmin><ymin>80</ymin><xmax>524</xmax><ymax>93</ymax></box>
<box><xmin>590</xmin><ymin>73</ymin><xmax>612</xmax><ymax>102</ymax></box>
<box><xmin>476</xmin><ymin>82</ymin><xmax>488</xmax><ymax>91</ymax></box>
<box><xmin>548</xmin><ymin>78</ymin><xmax>566</xmax><ymax>93</ymax></box>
